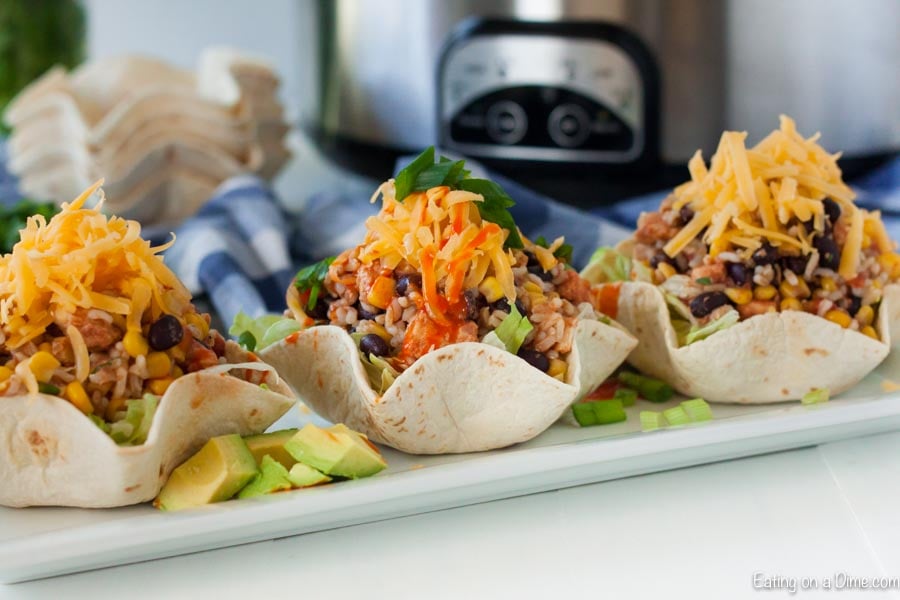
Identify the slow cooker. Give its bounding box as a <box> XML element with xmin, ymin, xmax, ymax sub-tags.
<box><xmin>303</xmin><ymin>0</ymin><xmax>899</xmax><ymax>206</ymax></box>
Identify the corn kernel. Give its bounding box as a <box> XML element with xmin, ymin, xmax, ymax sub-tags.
<box><xmin>38</xmin><ymin>342</ymin><xmax>53</xmax><ymax>353</ymax></box>
<box><xmin>123</xmin><ymin>330</ymin><xmax>149</xmax><ymax>357</ymax></box>
<box><xmin>186</xmin><ymin>313</ymin><xmax>210</xmax><ymax>339</ymax></box>
<box><xmin>29</xmin><ymin>351</ymin><xmax>60</xmax><ymax>382</ymax></box>
<box><xmin>146</xmin><ymin>352</ymin><xmax>172</xmax><ymax>379</ymax></box>
<box><xmin>172</xmin><ymin>365</ymin><xmax>184</xmax><ymax>379</ymax></box>
<box><xmin>148</xmin><ymin>377</ymin><xmax>174</xmax><ymax>396</ymax></box>
<box><xmin>780</xmin><ymin>297</ymin><xmax>802</xmax><ymax>311</ymax></box>
<box><xmin>724</xmin><ymin>287</ymin><xmax>753</xmax><ymax>305</ymax></box>
<box><xmin>825</xmin><ymin>309</ymin><xmax>852</xmax><ymax>328</ymax></box>
<box><xmin>523</xmin><ymin>281</ymin><xmax>543</xmax><ymax>294</ymax></box>
<box><xmin>819</xmin><ymin>277</ymin><xmax>837</xmax><ymax>292</ymax></box>
<box><xmin>657</xmin><ymin>263</ymin><xmax>677</xmax><ymax>280</ymax></box>
<box><xmin>64</xmin><ymin>381</ymin><xmax>93</xmax><ymax>415</ymax></box>
<box><xmin>366</xmin><ymin>275</ymin><xmax>396</xmax><ymax>310</ymax></box>
<box><xmin>779</xmin><ymin>278</ymin><xmax>810</xmax><ymax>299</ymax></box>
<box><xmin>855</xmin><ymin>305</ymin><xmax>875</xmax><ymax>327</ymax></box>
<box><xmin>105</xmin><ymin>396</ymin><xmax>127</xmax><ymax>420</ymax></box>
<box><xmin>0</xmin><ymin>366</ymin><xmax>12</xmax><ymax>382</ymax></box>
<box><xmin>548</xmin><ymin>358</ymin><xmax>567</xmax><ymax>379</ymax></box>
<box><xmin>878</xmin><ymin>253</ymin><xmax>900</xmax><ymax>279</ymax></box>
<box><xmin>478</xmin><ymin>276</ymin><xmax>505</xmax><ymax>303</ymax></box>
<box><xmin>861</xmin><ymin>325</ymin><xmax>879</xmax><ymax>340</ymax></box>
<box><xmin>754</xmin><ymin>285</ymin><xmax>777</xmax><ymax>301</ymax></box>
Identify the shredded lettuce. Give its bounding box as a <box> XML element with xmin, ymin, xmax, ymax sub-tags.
<box><xmin>230</xmin><ymin>311</ymin><xmax>302</xmax><ymax>351</ymax></box>
<box><xmin>89</xmin><ymin>414</ymin><xmax>110</xmax><ymax>434</ymax></box>
<box><xmin>493</xmin><ymin>305</ymin><xmax>533</xmax><ymax>354</ymax></box>
<box><xmin>802</xmin><ymin>388</ymin><xmax>830</xmax><ymax>405</ymax></box>
<box><xmin>684</xmin><ymin>308</ymin><xmax>740</xmax><ymax>344</ymax></box>
<box><xmin>359</xmin><ymin>352</ymin><xmax>399</xmax><ymax>394</ymax></box>
<box><xmin>108</xmin><ymin>394</ymin><xmax>159</xmax><ymax>446</ymax></box>
<box><xmin>587</xmin><ymin>247</ymin><xmax>632</xmax><ymax>282</ymax></box>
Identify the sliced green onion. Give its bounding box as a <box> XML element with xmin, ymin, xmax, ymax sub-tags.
<box><xmin>801</xmin><ymin>388</ymin><xmax>830</xmax><ymax>405</ymax></box>
<box><xmin>572</xmin><ymin>399</ymin><xmax>627</xmax><ymax>427</ymax></box>
<box><xmin>681</xmin><ymin>398</ymin><xmax>713</xmax><ymax>422</ymax></box>
<box><xmin>640</xmin><ymin>411</ymin><xmax>665</xmax><ymax>432</ymax></box>
<box><xmin>617</xmin><ymin>371</ymin><xmax>674</xmax><ymax>403</ymax></box>
<box><xmin>572</xmin><ymin>403</ymin><xmax>598</xmax><ymax>426</ymax></box>
<box><xmin>613</xmin><ymin>388</ymin><xmax>637</xmax><ymax>407</ymax></box>
<box><xmin>592</xmin><ymin>399</ymin><xmax>627</xmax><ymax>425</ymax></box>
<box><xmin>38</xmin><ymin>382</ymin><xmax>60</xmax><ymax>395</ymax></box>
<box><xmin>662</xmin><ymin>406</ymin><xmax>690</xmax><ymax>427</ymax></box>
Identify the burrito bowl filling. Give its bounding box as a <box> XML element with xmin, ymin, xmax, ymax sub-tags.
<box><xmin>278</xmin><ymin>149</ymin><xmax>613</xmax><ymax>390</ymax></box>
<box><xmin>0</xmin><ymin>183</ymin><xmax>262</xmax><ymax>444</ymax></box>
<box><xmin>592</xmin><ymin>116</ymin><xmax>900</xmax><ymax>345</ymax></box>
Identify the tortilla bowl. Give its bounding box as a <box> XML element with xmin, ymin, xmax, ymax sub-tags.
<box><xmin>259</xmin><ymin>321</ymin><xmax>636</xmax><ymax>454</ymax></box>
<box><xmin>0</xmin><ymin>362</ymin><xmax>294</xmax><ymax>508</ymax></box>
<box><xmin>583</xmin><ymin>280</ymin><xmax>899</xmax><ymax>404</ymax></box>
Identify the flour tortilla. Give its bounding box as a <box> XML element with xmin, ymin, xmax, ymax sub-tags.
<box><xmin>579</xmin><ymin>272</ymin><xmax>899</xmax><ymax>403</ymax></box>
<box><xmin>259</xmin><ymin>321</ymin><xmax>636</xmax><ymax>454</ymax></box>
<box><xmin>0</xmin><ymin>352</ymin><xmax>294</xmax><ymax>508</ymax></box>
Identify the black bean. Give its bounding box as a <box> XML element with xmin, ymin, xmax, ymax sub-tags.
<box><xmin>45</xmin><ymin>322</ymin><xmax>63</xmax><ymax>337</ymax></box>
<box><xmin>650</xmin><ymin>252</ymin><xmax>678</xmax><ymax>269</ymax></box>
<box><xmin>527</xmin><ymin>262</ymin><xmax>554</xmax><ymax>282</ymax></box>
<box><xmin>394</xmin><ymin>273</ymin><xmax>421</xmax><ymax>296</ymax></box>
<box><xmin>148</xmin><ymin>314</ymin><xmax>184</xmax><ymax>351</ymax></box>
<box><xmin>492</xmin><ymin>297</ymin><xmax>527</xmax><ymax>315</ymax></box>
<box><xmin>725</xmin><ymin>262</ymin><xmax>749</xmax><ymax>285</ymax></box>
<box><xmin>689</xmin><ymin>291</ymin><xmax>732</xmax><ymax>318</ymax></box>
<box><xmin>679</xmin><ymin>206</ymin><xmax>695</xmax><ymax>225</ymax></box>
<box><xmin>354</xmin><ymin>302</ymin><xmax>381</xmax><ymax>320</ymax></box>
<box><xmin>359</xmin><ymin>333</ymin><xmax>390</xmax><ymax>357</ymax></box>
<box><xmin>752</xmin><ymin>242</ymin><xmax>779</xmax><ymax>266</ymax></box>
<box><xmin>523</xmin><ymin>250</ymin><xmax>541</xmax><ymax>269</ymax></box>
<box><xmin>517</xmin><ymin>348</ymin><xmax>550</xmax><ymax>372</ymax></box>
<box><xmin>814</xmin><ymin>236</ymin><xmax>841</xmax><ymax>270</ymax></box>
<box><xmin>846</xmin><ymin>294</ymin><xmax>862</xmax><ymax>317</ymax></box>
<box><xmin>464</xmin><ymin>289</ymin><xmax>486</xmax><ymax>321</ymax></box>
<box><xmin>823</xmin><ymin>198</ymin><xmax>841</xmax><ymax>224</ymax></box>
<box><xmin>781</xmin><ymin>254</ymin><xmax>808</xmax><ymax>277</ymax></box>
<box><xmin>307</xmin><ymin>297</ymin><xmax>330</xmax><ymax>320</ymax></box>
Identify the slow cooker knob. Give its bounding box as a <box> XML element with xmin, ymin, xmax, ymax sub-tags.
<box><xmin>548</xmin><ymin>104</ymin><xmax>591</xmax><ymax>148</ymax></box>
<box><xmin>485</xmin><ymin>101</ymin><xmax>528</xmax><ymax>145</ymax></box>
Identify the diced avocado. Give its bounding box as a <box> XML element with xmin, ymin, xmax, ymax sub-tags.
<box><xmin>285</xmin><ymin>423</ymin><xmax>387</xmax><ymax>479</ymax></box>
<box><xmin>287</xmin><ymin>462</ymin><xmax>332</xmax><ymax>488</ymax></box>
<box><xmin>237</xmin><ymin>455</ymin><xmax>293</xmax><ymax>499</ymax></box>
<box><xmin>155</xmin><ymin>434</ymin><xmax>258</xmax><ymax>511</ymax></box>
<box><xmin>243</xmin><ymin>428</ymin><xmax>298</xmax><ymax>469</ymax></box>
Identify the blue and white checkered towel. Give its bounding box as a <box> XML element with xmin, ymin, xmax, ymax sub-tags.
<box><xmin>1</xmin><ymin>139</ymin><xmax>899</xmax><ymax>330</ymax></box>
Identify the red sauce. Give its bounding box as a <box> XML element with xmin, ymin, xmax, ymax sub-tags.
<box><xmin>285</xmin><ymin>331</ymin><xmax>301</xmax><ymax>344</ymax></box>
<box><xmin>596</xmin><ymin>282</ymin><xmax>621</xmax><ymax>319</ymax></box>
<box><xmin>398</xmin><ymin>302</ymin><xmax>471</xmax><ymax>367</ymax></box>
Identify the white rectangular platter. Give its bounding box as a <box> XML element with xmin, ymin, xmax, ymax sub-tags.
<box><xmin>2</xmin><ymin>351</ymin><xmax>900</xmax><ymax>584</ymax></box>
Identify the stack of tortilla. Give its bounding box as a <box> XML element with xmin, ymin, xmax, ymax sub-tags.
<box><xmin>3</xmin><ymin>47</ymin><xmax>289</xmax><ymax>225</ymax></box>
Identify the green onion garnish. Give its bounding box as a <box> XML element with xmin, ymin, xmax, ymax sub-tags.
<box><xmin>617</xmin><ymin>371</ymin><xmax>674</xmax><ymax>403</ymax></box>
<box><xmin>801</xmin><ymin>388</ymin><xmax>830</xmax><ymax>405</ymax></box>
<box><xmin>237</xmin><ymin>330</ymin><xmax>257</xmax><ymax>352</ymax></box>
<box><xmin>572</xmin><ymin>399</ymin><xmax>627</xmax><ymax>427</ymax></box>
<box><xmin>640</xmin><ymin>411</ymin><xmax>665</xmax><ymax>432</ymax></box>
<box><xmin>695</xmin><ymin>277</ymin><xmax>713</xmax><ymax>285</ymax></box>
<box><xmin>662</xmin><ymin>406</ymin><xmax>690</xmax><ymax>427</ymax></box>
<box><xmin>681</xmin><ymin>398</ymin><xmax>713</xmax><ymax>422</ymax></box>
<box><xmin>613</xmin><ymin>388</ymin><xmax>638</xmax><ymax>407</ymax></box>
<box><xmin>38</xmin><ymin>382</ymin><xmax>60</xmax><ymax>395</ymax></box>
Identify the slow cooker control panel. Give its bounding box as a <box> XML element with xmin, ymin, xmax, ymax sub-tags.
<box><xmin>439</xmin><ymin>24</ymin><xmax>656</xmax><ymax>166</ymax></box>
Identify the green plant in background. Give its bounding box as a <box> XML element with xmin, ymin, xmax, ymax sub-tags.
<box><xmin>0</xmin><ymin>200</ymin><xmax>58</xmax><ymax>253</ymax></box>
<box><xmin>0</xmin><ymin>0</ymin><xmax>85</xmax><ymax>129</ymax></box>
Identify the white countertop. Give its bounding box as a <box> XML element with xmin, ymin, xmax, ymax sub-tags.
<box><xmin>3</xmin><ymin>430</ymin><xmax>898</xmax><ymax>600</ymax></box>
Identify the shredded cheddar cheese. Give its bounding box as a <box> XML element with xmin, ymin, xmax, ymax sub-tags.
<box><xmin>662</xmin><ymin>115</ymin><xmax>882</xmax><ymax>278</ymax></box>
<box><xmin>0</xmin><ymin>180</ymin><xmax>191</xmax><ymax>353</ymax></box>
<box><xmin>358</xmin><ymin>182</ymin><xmax>515</xmax><ymax>322</ymax></box>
